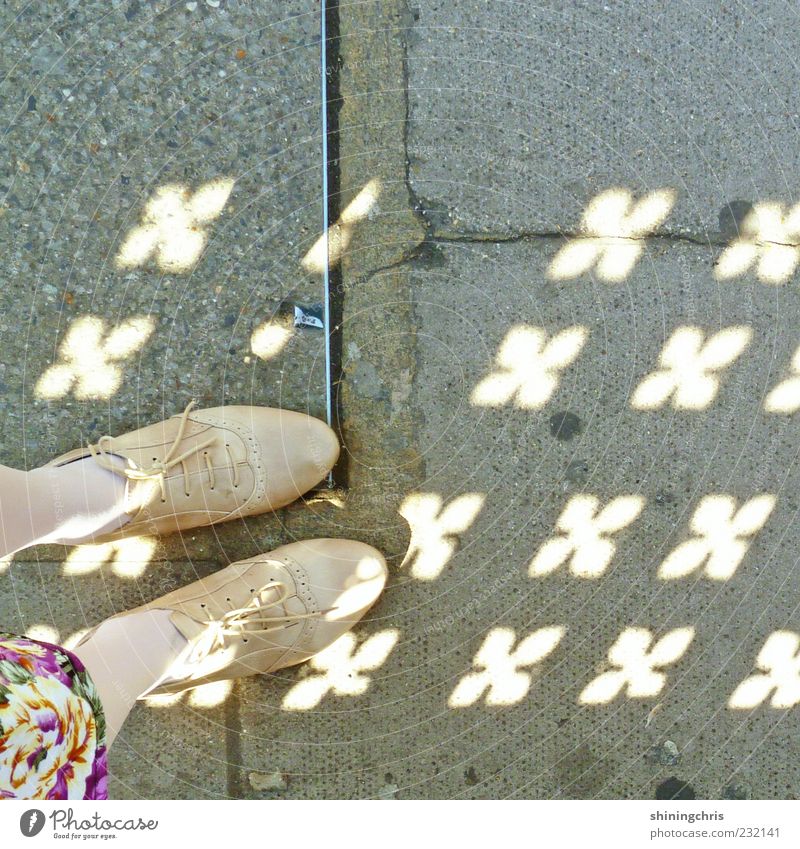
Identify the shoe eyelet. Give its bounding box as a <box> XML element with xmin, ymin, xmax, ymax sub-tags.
<box><xmin>200</xmin><ymin>603</ymin><xmax>206</xmax><ymax>608</ymax></box>
<box><xmin>242</xmin><ymin>638</ymin><xmax>248</xmax><ymax>643</ymax></box>
<box><xmin>160</xmin><ymin>498</ymin><xmax>166</xmax><ymax>503</ymax></box>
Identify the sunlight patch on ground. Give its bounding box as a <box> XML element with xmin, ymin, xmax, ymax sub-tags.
<box><xmin>715</xmin><ymin>202</ymin><xmax>800</xmax><ymax>284</ymax></box>
<box><xmin>548</xmin><ymin>188</ymin><xmax>675</xmax><ymax>282</ymax></box>
<box><xmin>24</xmin><ymin>624</ymin><xmax>61</xmax><ymax>644</ymax></box>
<box><xmin>301</xmin><ymin>178</ymin><xmax>381</xmax><ymax>274</ymax></box>
<box><xmin>250</xmin><ymin>321</ymin><xmax>293</xmax><ymax>361</ymax></box>
<box><xmin>658</xmin><ymin>495</ymin><xmax>775</xmax><ymax>580</ymax></box>
<box><xmin>62</xmin><ymin>537</ymin><xmax>157</xmax><ymax>579</ymax></box>
<box><xmin>116</xmin><ymin>179</ymin><xmax>234</xmax><ymax>273</ymax></box>
<box><xmin>631</xmin><ymin>325</ymin><xmax>751</xmax><ymax>410</ymax></box>
<box><xmin>471</xmin><ymin>324</ymin><xmax>588</xmax><ymax>408</ymax></box>
<box><xmin>281</xmin><ymin>629</ymin><xmax>399</xmax><ymax>710</ymax></box>
<box><xmin>35</xmin><ymin>315</ymin><xmax>155</xmax><ymax>400</ymax></box>
<box><xmin>765</xmin><ymin>344</ymin><xmax>800</xmax><ymax>413</ymax></box>
<box><xmin>579</xmin><ymin>627</ymin><xmax>695</xmax><ymax>704</ymax></box>
<box><xmin>729</xmin><ymin>631</ymin><xmax>800</xmax><ymax>709</ymax></box>
<box><xmin>529</xmin><ymin>495</ymin><xmax>645</xmax><ymax>578</ymax></box>
<box><xmin>449</xmin><ymin>626</ymin><xmax>565</xmax><ymax>707</ymax></box>
<box><xmin>399</xmin><ymin>492</ymin><xmax>485</xmax><ymax>580</ymax></box>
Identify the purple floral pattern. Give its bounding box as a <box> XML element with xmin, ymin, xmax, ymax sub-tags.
<box><xmin>0</xmin><ymin>633</ymin><xmax>107</xmax><ymax>800</ymax></box>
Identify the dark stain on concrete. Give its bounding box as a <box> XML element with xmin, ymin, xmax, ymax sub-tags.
<box><xmin>549</xmin><ymin>411</ymin><xmax>583</xmax><ymax>441</ymax></box>
<box><xmin>655</xmin><ymin>777</ymin><xmax>696</xmax><ymax>800</ymax></box>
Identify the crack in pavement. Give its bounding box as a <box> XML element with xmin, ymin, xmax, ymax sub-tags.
<box><xmin>426</xmin><ymin>230</ymin><xmax>736</xmax><ymax>248</ymax></box>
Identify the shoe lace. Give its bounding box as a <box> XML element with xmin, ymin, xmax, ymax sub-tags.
<box><xmin>189</xmin><ymin>578</ymin><xmax>326</xmax><ymax>663</ymax></box>
<box><xmin>88</xmin><ymin>401</ymin><xmax>241</xmax><ymax>502</ymax></box>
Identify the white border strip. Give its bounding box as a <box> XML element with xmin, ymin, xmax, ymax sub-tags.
<box><xmin>320</xmin><ymin>1</ymin><xmax>333</xmax><ymax>432</ymax></box>
<box><xmin>2</xmin><ymin>800</ymin><xmax>798</xmax><ymax>848</ymax></box>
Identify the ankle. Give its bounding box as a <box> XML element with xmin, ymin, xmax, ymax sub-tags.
<box><xmin>27</xmin><ymin>458</ymin><xmax>131</xmax><ymax>547</ymax></box>
<box><xmin>71</xmin><ymin>609</ymin><xmax>188</xmax><ymax>746</ymax></box>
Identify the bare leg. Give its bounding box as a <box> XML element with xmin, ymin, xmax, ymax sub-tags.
<box><xmin>71</xmin><ymin>609</ymin><xmax>187</xmax><ymax>747</ymax></box>
<box><xmin>0</xmin><ymin>458</ymin><xmax>131</xmax><ymax>558</ymax></box>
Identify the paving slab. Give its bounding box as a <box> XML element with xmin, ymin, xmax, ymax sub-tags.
<box><xmin>398</xmin><ymin>237</ymin><xmax>800</xmax><ymax>798</ymax></box>
<box><xmin>0</xmin><ymin>0</ymin><xmax>327</xmax><ymax>505</ymax></box>
<box><xmin>407</xmin><ymin>0</ymin><xmax>800</xmax><ymax>239</ymax></box>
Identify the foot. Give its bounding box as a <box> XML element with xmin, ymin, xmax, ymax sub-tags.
<box><xmin>117</xmin><ymin>538</ymin><xmax>388</xmax><ymax>697</ymax></box>
<box><xmin>47</xmin><ymin>402</ymin><xmax>339</xmax><ymax>543</ymax></box>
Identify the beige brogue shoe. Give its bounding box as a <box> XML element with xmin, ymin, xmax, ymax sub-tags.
<box><xmin>48</xmin><ymin>402</ymin><xmax>339</xmax><ymax>542</ymax></box>
<box><xmin>128</xmin><ymin>539</ymin><xmax>387</xmax><ymax>696</ymax></box>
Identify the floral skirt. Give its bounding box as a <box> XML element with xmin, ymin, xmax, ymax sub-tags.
<box><xmin>0</xmin><ymin>633</ymin><xmax>107</xmax><ymax>800</ymax></box>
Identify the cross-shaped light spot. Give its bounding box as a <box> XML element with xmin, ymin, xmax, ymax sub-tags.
<box><xmin>729</xmin><ymin>631</ymin><xmax>800</xmax><ymax>709</ymax></box>
<box><xmin>631</xmin><ymin>325</ymin><xmax>752</xmax><ymax>410</ymax></box>
<box><xmin>448</xmin><ymin>626</ymin><xmax>565</xmax><ymax>707</ymax></box>
<box><xmin>548</xmin><ymin>188</ymin><xmax>676</xmax><ymax>282</ymax></box>
<box><xmin>529</xmin><ymin>495</ymin><xmax>644</xmax><ymax>578</ymax></box>
<box><xmin>399</xmin><ymin>492</ymin><xmax>485</xmax><ymax>580</ymax></box>
<box><xmin>281</xmin><ymin>629</ymin><xmax>399</xmax><ymax>710</ymax></box>
<box><xmin>471</xmin><ymin>325</ymin><xmax>588</xmax><ymax>408</ymax></box>
<box><xmin>659</xmin><ymin>495</ymin><xmax>775</xmax><ymax>580</ymax></box>
<box><xmin>116</xmin><ymin>178</ymin><xmax>234</xmax><ymax>273</ymax></box>
<box><xmin>715</xmin><ymin>202</ymin><xmax>800</xmax><ymax>284</ymax></box>
<box><xmin>302</xmin><ymin>178</ymin><xmax>381</xmax><ymax>273</ymax></box>
<box><xmin>765</xmin><ymin>344</ymin><xmax>800</xmax><ymax>413</ymax></box>
<box><xmin>35</xmin><ymin>315</ymin><xmax>155</xmax><ymax>400</ymax></box>
<box><xmin>62</xmin><ymin>537</ymin><xmax>157</xmax><ymax>579</ymax></box>
<box><xmin>579</xmin><ymin>627</ymin><xmax>695</xmax><ymax>704</ymax></box>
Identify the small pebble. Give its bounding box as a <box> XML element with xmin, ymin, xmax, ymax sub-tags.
<box><xmin>185</xmin><ymin>1</ymin><xmax>198</xmax><ymax>9</ymax></box>
<box><xmin>565</xmin><ymin>458</ymin><xmax>589</xmax><ymax>485</ymax></box>
<box><xmin>206</xmin><ymin>0</ymin><xmax>220</xmax><ymax>7</ymax></box>
<box><xmin>646</xmin><ymin>740</ymin><xmax>680</xmax><ymax>766</ymax></box>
